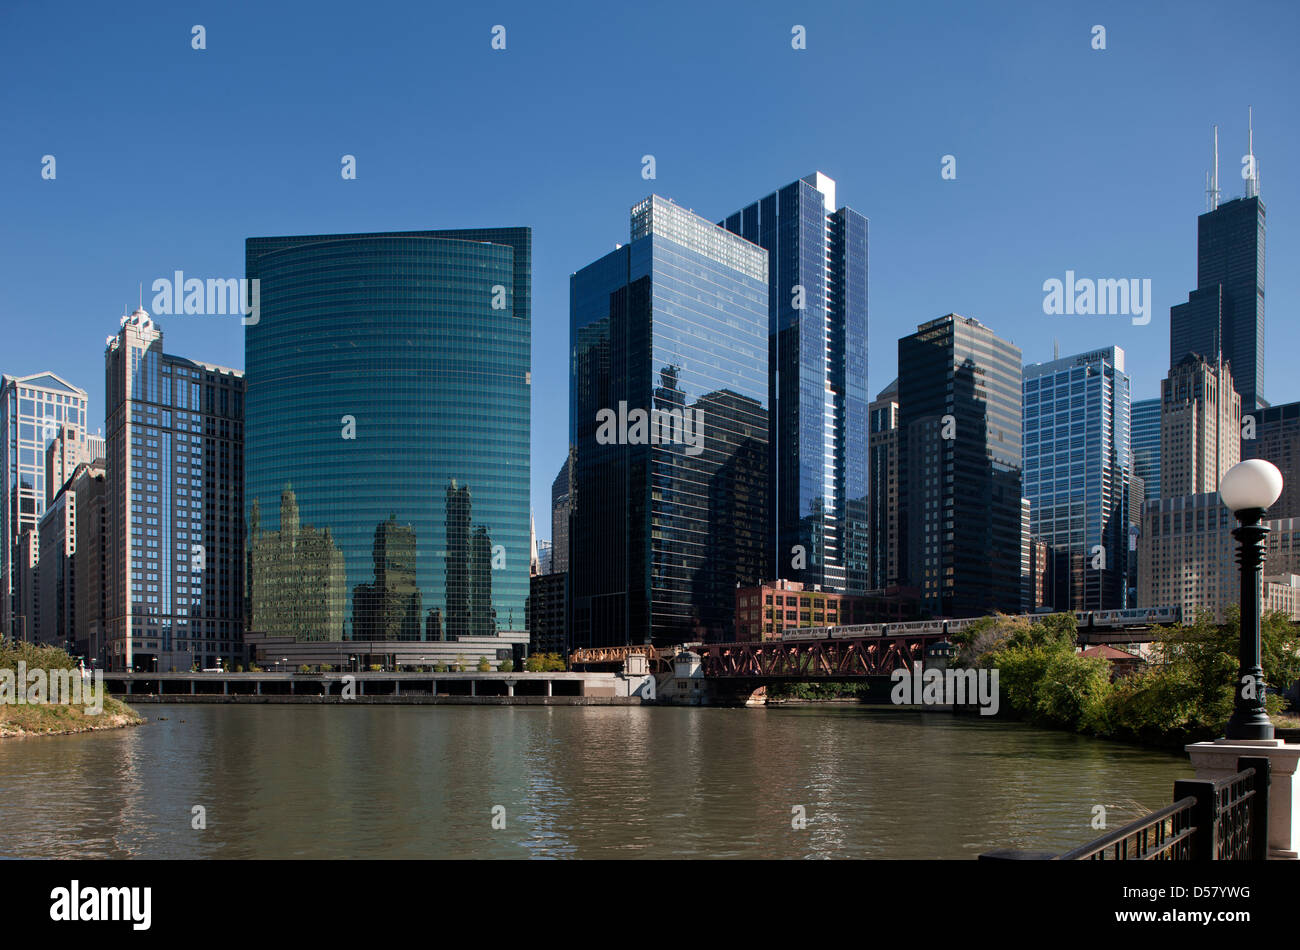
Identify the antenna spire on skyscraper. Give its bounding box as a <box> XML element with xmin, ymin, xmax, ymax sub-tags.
<box><xmin>1210</xmin><ymin>124</ymin><xmax>1220</xmax><ymax>211</ymax></box>
<box><xmin>1245</xmin><ymin>106</ymin><xmax>1260</xmax><ymax>199</ymax></box>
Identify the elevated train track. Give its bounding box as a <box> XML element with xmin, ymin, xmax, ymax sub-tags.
<box><xmin>572</xmin><ymin>608</ymin><xmax>1185</xmax><ymax>679</ymax></box>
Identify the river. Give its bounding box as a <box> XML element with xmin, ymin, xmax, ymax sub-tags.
<box><xmin>0</xmin><ymin>704</ymin><xmax>1191</xmax><ymax>859</ymax></box>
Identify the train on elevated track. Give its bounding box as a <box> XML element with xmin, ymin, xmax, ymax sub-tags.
<box><xmin>775</xmin><ymin>606</ymin><xmax>1183</xmax><ymax>642</ymax></box>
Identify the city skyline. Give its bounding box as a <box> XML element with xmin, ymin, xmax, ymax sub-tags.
<box><xmin>4</xmin><ymin>1</ymin><xmax>1298</xmax><ymax>541</ymax></box>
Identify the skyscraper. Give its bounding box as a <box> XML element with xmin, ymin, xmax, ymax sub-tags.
<box><xmin>720</xmin><ymin>172</ymin><xmax>868</xmax><ymax>592</ymax></box>
<box><xmin>898</xmin><ymin>315</ymin><xmax>1023</xmax><ymax>617</ymax></box>
<box><xmin>1169</xmin><ymin>122</ymin><xmax>1265</xmax><ymax>410</ymax></box>
<box><xmin>1160</xmin><ymin>354</ymin><xmax>1241</xmax><ymax>497</ymax></box>
<box><xmin>1140</xmin><ymin>352</ymin><xmax>1252</xmax><ymax>618</ymax></box>
<box><xmin>570</xmin><ymin>196</ymin><xmax>769</xmax><ymax>647</ymax></box>
<box><xmin>1131</xmin><ymin>397</ymin><xmax>1162</xmax><ymax>502</ymax></box>
<box><xmin>550</xmin><ymin>452</ymin><xmax>572</xmax><ymax>574</ymax></box>
<box><xmin>1241</xmin><ymin>401</ymin><xmax>1300</xmax><ymax>520</ymax></box>
<box><xmin>45</xmin><ymin>423</ymin><xmax>104</xmax><ymax>505</ymax></box>
<box><xmin>867</xmin><ymin>379</ymin><xmax>899</xmax><ymax>591</ymax></box>
<box><xmin>1022</xmin><ymin>346</ymin><xmax>1132</xmax><ymax>611</ymax></box>
<box><xmin>104</xmin><ymin>308</ymin><xmax>245</xmax><ymax>671</ymax></box>
<box><xmin>245</xmin><ymin>227</ymin><xmax>531</xmax><ymax>645</ymax></box>
<box><xmin>1</xmin><ymin>372</ymin><xmax>89</xmax><ymax>638</ymax></box>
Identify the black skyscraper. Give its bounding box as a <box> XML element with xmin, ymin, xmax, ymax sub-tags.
<box><xmin>898</xmin><ymin>315</ymin><xmax>1023</xmax><ymax>618</ymax></box>
<box><xmin>1170</xmin><ymin>193</ymin><xmax>1265</xmax><ymax>410</ymax></box>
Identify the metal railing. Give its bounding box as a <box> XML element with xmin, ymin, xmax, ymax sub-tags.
<box><xmin>981</xmin><ymin>756</ymin><xmax>1270</xmax><ymax>861</ymax></box>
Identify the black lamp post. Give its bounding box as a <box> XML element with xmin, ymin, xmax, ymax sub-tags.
<box><xmin>1218</xmin><ymin>459</ymin><xmax>1284</xmax><ymax>741</ymax></box>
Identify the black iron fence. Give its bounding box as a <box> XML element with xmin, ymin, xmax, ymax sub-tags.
<box><xmin>981</xmin><ymin>756</ymin><xmax>1270</xmax><ymax>861</ymax></box>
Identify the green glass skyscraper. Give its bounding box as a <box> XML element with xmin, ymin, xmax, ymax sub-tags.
<box><xmin>245</xmin><ymin>228</ymin><xmax>531</xmax><ymax>642</ymax></box>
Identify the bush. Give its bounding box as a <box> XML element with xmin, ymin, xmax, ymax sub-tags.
<box><xmin>368</xmin><ymin>664</ymin><xmax>383</xmax><ymax>672</ymax></box>
<box><xmin>477</xmin><ymin>656</ymin><xmax>492</xmax><ymax>672</ymax></box>
<box><xmin>433</xmin><ymin>664</ymin><xmax>447</xmax><ymax>673</ymax></box>
<box><xmin>0</xmin><ymin>638</ymin><xmax>77</xmax><ymax>673</ymax></box>
<box><xmin>298</xmin><ymin>665</ymin><xmax>311</xmax><ymax>673</ymax></box>
<box><xmin>1034</xmin><ymin>651</ymin><xmax>1112</xmax><ymax>733</ymax></box>
<box><xmin>499</xmin><ymin>658</ymin><xmax>514</xmax><ymax>673</ymax></box>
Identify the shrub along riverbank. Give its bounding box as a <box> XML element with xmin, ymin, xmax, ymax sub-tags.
<box><xmin>766</xmin><ymin>610</ymin><xmax>1300</xmax><ymax>749</ymax></box>
<box><xmin>950</xmin><ymin>610</ymin><xmax>1300</xmax><ymax>749</ymax></box>
<box><xmin>0</xmin><ymin>639</ymin><xmax>142</xmax><ymax>738</ymax></box>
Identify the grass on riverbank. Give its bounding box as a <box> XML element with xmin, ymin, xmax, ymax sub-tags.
<box><xmin>0</xmin><ymin>695</ymin><xmax>143</xmax><ymax>738</ymax></box>
<box><xmin>1</xmin><ymin>638</ymin><xmax>143</xmax><ymax>738</ymax></box>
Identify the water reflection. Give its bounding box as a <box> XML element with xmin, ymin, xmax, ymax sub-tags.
<box><xmin>0</xmin><ymin>706</ymin><xmax>1190</xmax><ymax>859</ymax></box>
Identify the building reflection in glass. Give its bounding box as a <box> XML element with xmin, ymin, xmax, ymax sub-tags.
<box><xmin>247</xmin><ymin>486</ymin><xmax>346</xmax><ymax>641</ymax></box>
<box><xmin>352</xmin><ymin>516</ymin><xmax>422</xmax><ymax>641</ymax></box>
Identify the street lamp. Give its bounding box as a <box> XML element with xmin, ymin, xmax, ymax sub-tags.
<box><xmin>1218</xmin><ymin>458</ymin><xmax>1284</xmax><ymax>741</ymax></box>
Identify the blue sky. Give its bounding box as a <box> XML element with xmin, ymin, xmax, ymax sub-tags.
<box><xmin>2</xmin><ymin>0</ymin><xmax>1297</xmax><ymax>541</ymax></box>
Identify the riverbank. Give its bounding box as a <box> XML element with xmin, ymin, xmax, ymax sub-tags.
<box><xmin>0</xmin><ymin>696</ymin><xmax>143</xmax><ymax>738</ymax></box>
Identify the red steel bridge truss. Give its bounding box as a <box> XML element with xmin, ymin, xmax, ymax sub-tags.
<box><xmin>695</xmin><ymin>632</ymin><xmax>945</xmax><ymax>679</ymax></box>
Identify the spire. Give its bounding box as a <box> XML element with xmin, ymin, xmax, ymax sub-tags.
<box><xmin>1245</xmin><ymin>106</ymin><xmax>1260</xmax><ymax>199</ymax></box>
<box><xmin>1210</xmin><ymin>124</ymin><xmax>1220</xmax><ymax>211</ymax></box>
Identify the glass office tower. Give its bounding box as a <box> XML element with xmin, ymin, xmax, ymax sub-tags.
<box><xmin>720</xmin><ymin>173</ymin><xmax>869</xmax><ymax>592</ymax></box>
<box><xmin>0</xmin><ymin>372</ymin><xmax>89</xmax><ymax>639</ymax></box>
<box><xmin>1131</xmin><ymin>397</ymin><xmax>1161</xmax><ymax>503</ymax></box>
<box><xmin>245</xmin><ymin>228</ymin><xmax>531</xmax><ymax>642</ymax></box>
<box><xmin>1022</xmin><ymin>347</ymin><xmax>1132</xmax><ymax>611</ymax></box>
<box><xmin>898</xmin><ymin>315</ymin><xmax>1023</xmax><ymax>618</ymax></box>
<box><xmin>1169</xmin><ymin>195</ymin><xmax>1266</xmax><ymax>410</ymax></box>
<box><xmin>570</xmin><ymin>196</ymin><xmax>769</xmax><ymax>647</ymax></box>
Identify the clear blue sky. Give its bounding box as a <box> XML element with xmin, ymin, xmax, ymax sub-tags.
<box><xmin>3</xmin><ymin>0</ymin><xmax>1297</xmax><ymax>541</ymax></box>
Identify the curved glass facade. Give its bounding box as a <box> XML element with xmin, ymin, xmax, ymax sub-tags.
<box><xmin>245</xmin><ymin>229</ymin><xmax>530</xmax><ymax>641</ymax></box>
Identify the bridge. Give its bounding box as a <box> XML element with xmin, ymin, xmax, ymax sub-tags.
<box><xmin>570</xmin><ymin>607</ymin><xmax>1186</xmax><ymax>681</ymax></box>
<box><xmin>694</xmin><ymin>630</ymin><xmax>941</xmax><ymax>679</ymax></box>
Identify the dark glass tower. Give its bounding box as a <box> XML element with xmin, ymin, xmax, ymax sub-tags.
<box><xmin>570</xmin><ymin>196</ymin><xmax>769</xmax><ymax>648</ymax></box>
<box><xmin>867</xmin><ymin>378</ymin><xmax>899</xmax><ymax>591</ymax></box>
<box><xmin>1170</xmin><ymin>194</ymin><xmax>1265</xmax><ymax>410</ymax></box>
<box><xmin>720</xmin><ymin>173</ymin><xmax>868</xmax><ymax>592</ymax></box>
<box><xmin>898</xmin><ymin>315</ymin><xmax>1023</xmax><ymax>617</ymax></box>
<box><xmin>245</xmin><ymin>228</ymin><xmax>531</xmax><ymax>642</ymax></box>
<box><xmin>1131</xmin><ymin>397</ymin><xmax>1161</xmax><ymax>502</ymax></box>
